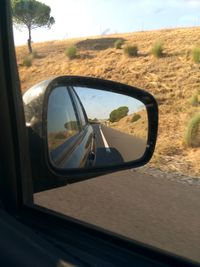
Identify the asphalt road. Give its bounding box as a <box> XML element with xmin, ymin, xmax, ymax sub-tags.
<box><xmin>35</xmin><ymin>169</ymin><xmax>200</xmax><ymax>263</ymax></box>
<box><xmin>92</xmin><ymin>124</ymin><xmax>146</xmax><ymax>166</ymax></box>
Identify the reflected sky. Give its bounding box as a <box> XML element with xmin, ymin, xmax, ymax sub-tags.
<box><xmin>74</xmin><ymin>87</ymin><xmax>144</xmax><ymax>120</ymax></box>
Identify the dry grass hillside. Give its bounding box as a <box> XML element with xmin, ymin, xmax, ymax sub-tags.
<box><xmin>16</xmin><ymin>27</ymin><xmax>200</xmax><ymax>177</ymax></box>
<box><xmin>110</xmin><ymin>110</ymin><xmax>148</xmax><ymax>141</ymax></box>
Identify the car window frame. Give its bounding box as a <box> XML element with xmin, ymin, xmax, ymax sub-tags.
<box><xmin>0</xmin><ymin>1</ymin><xmax>199</xmax><ymax>266</ymax></box>
<box><xmin>0</xmin><ymin>0</ymin><xmax>33</xmax><ymax>214</ymax></box>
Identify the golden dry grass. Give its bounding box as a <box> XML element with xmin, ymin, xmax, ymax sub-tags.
<box><xmin>16</xmin><ymin>27</ymin><xmax>200</xmax><ymax>177</ymax></box>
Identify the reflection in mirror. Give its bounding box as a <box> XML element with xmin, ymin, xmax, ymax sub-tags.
<box><xmin>47</xmin><ymin>86</ymin><xmax>148</xmax><ymax>170</ymax></box>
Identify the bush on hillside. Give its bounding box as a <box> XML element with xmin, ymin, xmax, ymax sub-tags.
<box><xmin>124</xmin><ymin>45</ymin><xmax>138</xmax><ymax>57</ymax></box>
<box><xmin>65</xmin><ymin>45</ymin><xmax>77</xmax><ymax>59</ymax></box>
<box><xmin>191</xmin><ymin>94</ymin><xmax>199</xmax><ymax>107</ymax></box>
<box><xmin>32</xmin><ymin>50</ymin><xmax>39</xmax><ymax>58</ymax></box>
<box><xmin>114</xmin><ymin>39</ymin><xmax>124</xmax><ymax>49</ymax></box>
<box><xmin>151</xmin><ymin>42</ymin><xmax>164</xmax><ymax>58</ymax></box>
<box><xmin>109</xmin><ymin>106</ymin><xmax>129</xmax><ymax>123</ymax></box>
<box><xmin>184</xmin><ymin>113</ymin><xmax>200</xmax><ymax>147</ymax></box>
<box><xmin>23</xmin><ymin>54</ymin><xmax>33</xmax><ymax>67</ymax></box>
<box><xmin>192</xmin><ymin>47</ymin><xmax>200</xmax><ymax>63</ymax></box>
<box><xmin>131</xmin><ymin>113</ymin><xmax>141</xmax><ymax>123</ymax></box>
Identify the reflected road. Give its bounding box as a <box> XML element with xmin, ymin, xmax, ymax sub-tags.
<box><xmin>92</xmin><ymin>124</ymin><xmax>146</xmax><ymax>166</ymax></box>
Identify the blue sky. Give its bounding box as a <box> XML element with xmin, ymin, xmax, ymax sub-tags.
<box><xmin>13</xmin><ymin>0</ymin><xmax>200</xmax><ymax>46</ymax></box>
<box><xmin>74</xmin><ymin>87</ymin><xmax>144</xmax><ymax>119</ymax></box>
<box><xmin>47</xmin><ymin>86</ymin><xmax>144</xmax><ymax>132</ymax></box>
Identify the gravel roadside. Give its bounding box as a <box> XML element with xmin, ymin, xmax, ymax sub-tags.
<box><xmin>135</xmin><ymin>165</ymin><xmax>200</xmax><ymax>186</ymax></box>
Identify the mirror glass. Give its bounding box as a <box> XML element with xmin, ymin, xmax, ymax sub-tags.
<box><xmin>47</xmin><ymin>86</ymin><xmax>148</xmax><ymax>169</ymax></box>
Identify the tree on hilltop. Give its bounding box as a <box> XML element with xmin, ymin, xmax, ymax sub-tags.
<box><xmin>12</xmin><ymin>0</ymin><xmax>55</xmax><ymax>53</ymax></box>
<box><xmin>109</xmin><ymin>106</ymin><xmax>129</xmax><ymax>123</ymax></box>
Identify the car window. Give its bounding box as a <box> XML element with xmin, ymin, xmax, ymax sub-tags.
<box><xmin>12</xmin><ymin>0</ymin><xmax>200</xmax><ymax>263</ymax></box>
<box><xmin>47</xmin><ymin>87</ymin><xmax>80</xmax><ymax>152</ymax></box>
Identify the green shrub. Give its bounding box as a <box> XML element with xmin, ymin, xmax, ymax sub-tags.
<box><xmin>109</xmin><ymin>106</ymin><xmax>129</xmax><ymax>122</ymax></box>
<box><xmin>65</xmin><ymin>46</ymin><xmax>77</xmax><ymax>59</ymax></box>
<box><xmin>191</xmin><ymin>94</ymin><xmax>199</xmax><ymax>107</ymax></box>
<box><xmin>184</xmin><ymin>113</ymin><xmax>200</xmax><ymax>147</ymax></box>
<box><xmin>114</xmin><ymin>39</ymin><xmax>123</xmax><ymax>49</ymax></box>
<box><xmin>23</xmin><ymin>54</ymin><xmax>33</xmax><ymax>67</ymax></box>
<box><xmin>124</xmin><ymin>45</ymin><xmax>138</xmax><ymax>57</ymax></box>
<box><xmin>151</xmin><ymin>42</ymin><xmax>164</xmax><ymax>58</ymax></box>
<box><xmin>32</xmin><ymin>50</ymin><xmax>38</xmax><ymax>58</ymax></box>
<box><xmin>131</xmin><ymin>113</ymin><xmax>141</xmax><ymax>123</ymax></box>
<box><xmin>192</xmin><ymin>47</ymin><xmax>200</xmax><ymax>63</ymax></box>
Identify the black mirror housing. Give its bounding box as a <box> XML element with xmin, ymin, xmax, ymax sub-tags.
<box><xmin>23</xmin><ymin>76</ymin><xmax>158</xmax><ymax>192</ymax></box>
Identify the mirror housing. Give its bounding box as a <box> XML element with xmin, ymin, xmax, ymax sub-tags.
<box><xmin>23</xmin><ymin>76</ymin><xmax>158</xmax><ymax>192</ymax></box>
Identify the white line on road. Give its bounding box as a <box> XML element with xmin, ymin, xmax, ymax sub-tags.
<box><xmin>99</xmin><ymin>125</ymin><xmax>111</xmax><ymax>153</ymax></box>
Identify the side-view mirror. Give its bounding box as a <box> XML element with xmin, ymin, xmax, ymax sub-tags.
<box><xmin>23</xmin><ymin>76</ymin><xmax>158</xmax><ymax>192</ymax></box>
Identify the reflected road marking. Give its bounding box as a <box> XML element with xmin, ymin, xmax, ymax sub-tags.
<box><xmin>99</xmin><ymin>125</ymin><xmax>111</xmax><ymax>153</ymax></box>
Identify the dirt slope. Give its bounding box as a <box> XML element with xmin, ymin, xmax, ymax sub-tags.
<box><xmin>16</xmin><ymin>27</ymin><xmax>200</xmax><ymax>177</ymax></box>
